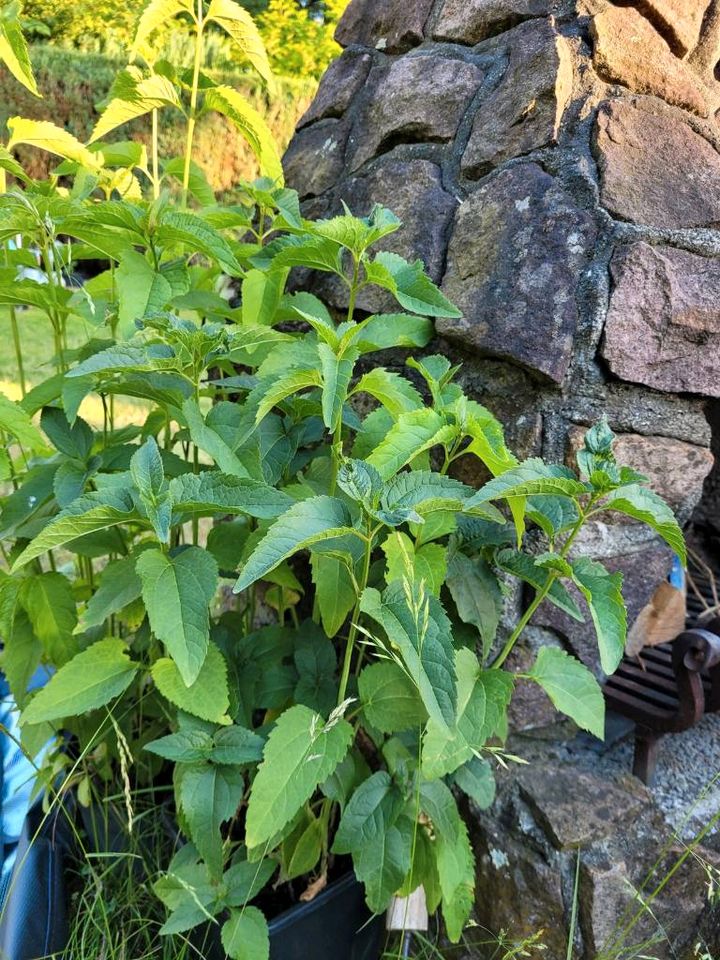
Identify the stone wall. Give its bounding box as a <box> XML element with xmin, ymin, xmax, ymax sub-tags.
<box><xmin>284</xmin><ymin>0</ymin><xmax>720</xmax><ymax>694</ymax></box>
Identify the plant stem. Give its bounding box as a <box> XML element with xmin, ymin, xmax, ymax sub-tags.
<box><xmin>8</xmin><ymin>306</ymin><xmax>25</xmax><ymax>397</ymax></box>
<box><xmin>151</xmin><ymin>108</ymin><xmax>160</xmax><ymax>200</ymax></box>
<box><xmin>336</xmin><ymin>527</ymin><xmax>373</xmax><ymax>707</ymax></box>
<box><xmin>182</xmin><ymin>0</ymin><xmax>205</xmax><ymax>207</ymax></box>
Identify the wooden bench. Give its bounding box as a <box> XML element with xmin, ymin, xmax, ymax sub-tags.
<box><xmin>604</xmin><ymin>617</ymin><xmax>720</xmax><ymax>784</ymax></box>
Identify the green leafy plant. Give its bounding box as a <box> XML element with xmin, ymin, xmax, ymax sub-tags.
<box><xmin>0</xmin><ymin>7</ymin><xmax>686</xmax><ymax>958</ymax></box>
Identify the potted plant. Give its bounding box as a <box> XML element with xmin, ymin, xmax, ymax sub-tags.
<box><xmin>0</xmin><ymin>2</ymin><xmax>686</xmax><ymax>957</ymax></box>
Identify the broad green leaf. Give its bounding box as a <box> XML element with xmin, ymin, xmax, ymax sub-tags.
<box><xmin>0</xmin><ymin>7</ymin><xmax>39</xmax><ymax>96</ymax></box>
<box><xmin>19</xmin><ymin>573</ymin><xmax>77</xmax><ymax>665</ymax></box>
<box><xmin>254</xmin><ymin>368</ymin><xmax>322</xmax><ymax>423</ymax></box>
<box><xmin>310</xmin><ymin>553</ymin><xmax>356</xmax><ymax>638</ymax></box>
<box><xmin>436</xmin><ymin>817</ymin><xmax>475</xmax><ymax>942</ymax></box>
<box><xmin>145</xmin><ymin>728</ymin><xmax>214</xmax><ymax>763</ymax></box>
<box><xmin>90</xmin><ymin>72</ymin><xmax>181</xmax><ymax>143</ymax></box>
<box><xmin>333</xmin><ymin>771</ymin><xmax>404</xmax><ymax>855</ymax></box>
<box><xmin>234</xmin><ymin>496</ymin><xmax>357</xmax><ymax>592</ymax></box>
<box><xmin>21</xmin><ymin>640</ymin><xmax>137</xmax><ymax>725</ymax></box>
<box><xmin>164</xmin><ymin>156</ymin><xmax>214</xmax><ymax>205</ymax></box>
<box><xmin>0</xmin><ymin>143</ymin><xmax>30</xmax><ymax>183</ymax></box>
<box><xmin>360</xmin><ymin>582</ymin><xmax>456</xmax><ymax>730</ymax></box>
<box><xmin>351</xmin><ymin>369</ymin><xmax>422</xmax><ymax>418</ymax></box>
<box><xmin>422</xmin><ymin>647</ymin><xmax>488</xmax><ymax>779</ymax></box>
<box><xmin>382</xmin><ymin>471</ymin><xmax>472</xmax><ymax>517</ymax></box>
<box><xmin>169</xmin><ymin>472</ymin><xmax>292</xmax><ymax>519</ymax></box>
<box><xmin>600</xmin><ymin>485</ymin><xmax>686</xmax><ymax>564</ymax></box>
<box><xmin>179</xmin><ymin>762</ymin><xmax>244</xmax><ymax>878</ymax></box>
<box><xmin>221</xmin><ymin>907</ymin><xmax>269</xmax><ymax>960</ymax></box>
<box><xmin>283</xmin><ymin>814</ymin><xmax>323</xmax><ymax>880</ymax></box>
<box><xmin>0</xmin><ymin>391</ymin><xmax>45</xmax><ymax>451</ymax></box>
<box><xmin>211</xmin><ymin>724</ymin><xmax>265</xmax><ymax>765</ymax></box>
<box><xmin>465</xmin><ymin>458</ymin><xmax>587</xmax><ymax>506</ymax></box>
<box><xmin>358</xmin><ymin>662</ymin><xmax>426</xmax><ymax>733</ymax></box>
<box><xmin>204</xmin><ymin>86</ymin><xmax>283</xmax><ymax>184</ymax></box>
<box><xmin>293</xmin><ymin>632</ymin><xmax>337</xmax><ymax>716</ymax></box>
<box><xmin>137</xmin><ymin>547</ymin><xmax>218</xmax><ymax>686</ymax></box>
<box><xmin>130</xmin><ymin>0</ymin><xmax>194</xmax><ymax>59</ymax></box>
<box><xmin>224</xmin><ymin>857</ymin><xmax>276</xmax><ymax>905</ymax></box>
<box><xmin>496</xmin><ymin>549</ymin><xmax>585</xmax><ymax>622</ymax></box>
<box><xmin>152</xmin><ymin>646</ymin><xmax>230</xmax><ymax>723</ymax></box>
<box><xmin>116</xmin><ymin>251</ymin><xmax>172</xmax><ymax>337</ymax></box>
<box><xmin>453</xmin><ymin>756</ymin><xmax>496</xmax><ymax>810</ymax></box>
<box><xmin>79</xmin><ymin>554</ymin><xmax>143</xmax><ymax>631</ymax></box>
<box><xmin>1</xmin><ymin>608</ymin><xmax>42</xmax><ymax>710</ymax></box>
<box><xmin>382</xmin><ymin>532</ymin><xmax>446</xmax><ymax>597</ymax></box>
<box><xmin>350</xmin><ymin>313</ymin><xmax>433</xmax><ymax>354</ymax></box>
<box><xmin>206</xmin><ymin>0</ymin><xmax>272</xmax><ymax>81</ymax></box>
<box><xmin>245</xmin><ymin>704</ymin><xmax>353</xmax><ymax>848</ymax></box>
<box><xmin>352</xmin><ymin>815</ymin><xmax>414</xmax><ymax>913</ymax></box>
<box><xmin>158</xmin><ymin>209</ymin><xmax>242</xmax><ymax>275</ymax></box>
<box><xmin>13</xmin><ymin>495</ymin><xmax>139</xmax><ymax>569</ymax></box>
<box><xmin>570</xmin><ymin>556</ymin><xmax>626</xmax><ymax>675</ymax></box>
<box><xmin>7</xmin><ymin>117</ymin><xmax>102</xmax><ymax>170</ymax></box>
<box><xmin>366</xmin><ymin>252</ymin><xmax>461</xmax><ymax>318</ymax></box>
<box><xmin>528</xmin><ymin>646</ymin><xmax>605</xmax><ymax>739</ymax></box>
<box><xmin>446</xmin><ymin>553</ymin><xmax>503</xmax><ymax>659</ymax></box>
<box><xmin>319</xmin><ymin>343</ymin><xmax>357</xmax><ymax>431</ymax></box>
<box><xmin>367</xmin><ymin>409</ymin><xmax>457</xmax><ymax>481</ymax></box>
<box><xmin>41</xmin><ymin>407</ymin><xmax>93</xmax><ymax>460</ymax></box>
<box><xmin>182</xmin><ymin>399</ymin><xmax>249</xmax><ymax>478</ymax></box>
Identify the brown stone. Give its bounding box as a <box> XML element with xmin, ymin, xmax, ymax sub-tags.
<box><xmin>348</xmin><ymin>55</ymin><xmax>482</xmax><ymax>172</ymax></box>
<box><xmin>439</xmin><ymin>162</ymin><xmax>596</xmax><ymax>383</ymax></box>
<box><xmin>535</xmin><ymin>545</ymin><xmax>675</xmax><ymax>675</ymax></box>
<box><xmin>594</xmin><ymin>99</ymin><xmax>720</xmax><ymax>229</ymax></box>
<box><xmin>517</xmin><ymin>765</ymin><xmax>649</xmax><ymax>848</ymax></box>
<box><xmin>590</xmin><ymin>5</ymin><xmax>709</xmax><ymax>116</ymax></box>
<box><xmin>566</xmin><ymin>427</ymin><xmax>714</xmax><ymax>516</ymax></box>
<box><xmin>602</xmin><ymin>242</ymin><xmax>720</xmax><ymax>398</ymax></box>
<box><xmin>461</xmin><ymin>19</ymin><xmax>573</xmax><ymax>177</ymax></box>
<box><xmin>633</xmin><ymin>0</ymin><xmax>706</xmax><ymax>57</ymax></box>
<box><xmin>282</xmin><ymin>119</ymin><xmax>348</xmax><ymax>199</ymax></box>
<box><xmin>335</xmin><ymin>0</ymin><xmax>434</xmax><ymax>53</ymax></box>
<box><xmin>297</xmin><ymin>51</ymin><xmax>372</xmax><ymax>128</ymax></box>
<box><xmin>433</xmin><ymin>0</ymin><xmax>550</xmax><ymax>45</ymax></box>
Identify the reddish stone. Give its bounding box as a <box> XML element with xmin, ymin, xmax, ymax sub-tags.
<box><xmin>602</xmin><ymin>243</ymin><xmax>720</xmax><ymax>398</ymax></box>
<box><xmin>590</xmin><ymin>5</ymin><xmax>708</xmax><ymax>116</ymax></box>
<box><xmin>594</xmin><ymin>99</ymin><xmax>720</xmax><ymax>229</ymax></box>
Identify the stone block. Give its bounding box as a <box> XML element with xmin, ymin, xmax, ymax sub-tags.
<box><xmin>282</xmin><ymin>119</ymin><xmax>348</xmax><ymax>199</ymax></box>
<box><xmin>335</xmin><ymin>0</ymin><xmax>434</xmax><ymax>53</ymax></box>
<box><xmin>439</xmin><ymin>162</ymin><xmax>596</xmax><ymax>383</ymax></box>
<box><xmin>348</xmin><ymin>55</ymin><xmax>482</xmax><ymax>172</ymax></box>
<box><xmin>461</xmin><ymin>18</ymin><xmax>573</xmax><ymax>177</ymax></box>
<box><xmin>433</xmin><ymin>0</ymin><xmax>550</xmax><ymax>45</ymax></box>
<box><xmin>602</xmin><ymin>242</ymin><xmax>720</xmax><ymax>397</ymax></box>
<box><xmin>590</xmin><ymin>5</ymin><xmax>709</xmax><ymax>116</ymax></box>
<box><xmin>594</xmin><ymin>99</ymin><xmax>720</xmax><ymax>229</ymax></box>
<box><xmin>297</xmin><ymin>51</ymin><xmax>372</xmax><ymax>128</ymax></box>
<box><xmin>633</xmin><ymin>0</ymin><xmax>706</xmax><ymax>57</ymax></box>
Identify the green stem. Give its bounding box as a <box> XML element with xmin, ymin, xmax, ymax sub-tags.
<box><xmin>336</xmin><ymin>527</ymin><xmax>373</xmax><ymax>707</ymax></box>
<box><xmin>192</xmin><ymin>443</ymin><xmax>200</xmax><ymax>545</ymax></box>
<box><xmin>151</xmin><ymin>108</ymin><xmax>160</xmax><ymax>200</ymax></box>
<box><xmin>182</xmin><ymin>0</ymin><xmax>205</xmax><ymax>207</ymax></box>
<box><xmin>491</xmin><ymin>508</ymin><xmax>588</xmax><ymax>669</ymax></box>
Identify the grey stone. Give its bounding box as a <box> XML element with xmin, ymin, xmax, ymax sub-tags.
<box><xmin>461</xmin><ymin>18</ymin><xmax>573</xmax><ymax>177</ymax></box>
<box><xmin>440</xmin><ymin>162</ymin><xmax>596</xmax><ymax>383</ymax></box>
<box><xmin>517</xmin><ymin>765</ymin><xmax>649</xmax><ymax>848</ymax></box>
<box><xmin>602</xmin><ymin>242</ymin><xmax>720</xmax><ymax>397</ymax></box>
<box><xmin>297</xmin><ymin>51</ymin><xmax>372</xmax><ymax>128</ymax></box>
<box><xmin>535</xmin><ymin>544</ymin><xmax>675</xmax><ymax>675</ymax></box>
<box><xmin>335</xmin><ymin>0</ymin><xmax>434</xmax><ymax>53</ymax></box>
<box><xmin>349</xmin><ymin>55</ymin><xmax>482</xmax><ymax>172</ymax></box>
<box><xmin>433</xmin><ymin>0</ymin><xmax>550</xmax><ymax>45</ymax></box>
<box><xmin>594</xmin><ymin>98</ymin><xmax>720</xmax><ymax>229</ymax></box>
<box><xmin>282</xmin><ymin>119</ymin><xmax>348</xmax><ymax>199</ymax></box>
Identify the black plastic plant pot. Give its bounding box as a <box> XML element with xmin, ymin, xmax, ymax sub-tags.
<box><xmin>268</xmin><ymin>873</ymin><xmax>384</xmax><ymax>960</ymax></box>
